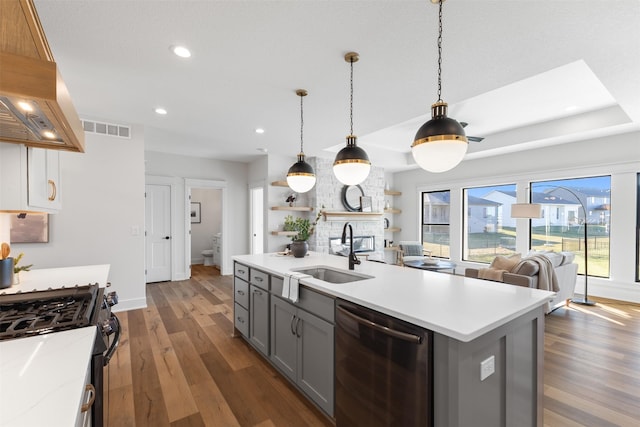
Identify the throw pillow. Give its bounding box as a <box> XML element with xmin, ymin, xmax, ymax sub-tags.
<box><xmin>490</xmin><ymin>253</ymin><xmax>521</xmax><ymax>272</ymax></box>
<box><xmin>560</xmin><ymin>251</ymin><xmax>576</xmax><ymax>265</ymax></box>
<box><xmin>542</xmin><ymin>252</ymin><xmax>564</xmax><ymax>267</ymax></box>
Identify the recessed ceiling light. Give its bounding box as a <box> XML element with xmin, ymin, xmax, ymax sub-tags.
<box><xmin>257</xmin><ymin>148</ymin><xmax>268</xmax><ymax>153</ymax></box>
<box><xmin>42</xmin><ymin>130</ymin><xmax>56</xmax><ymax>139</ymax></box>
<box><xmin>170</xmin><ymin>45</ymin><xmax>191</xmax><ymax>58</ymax></box>
<box><xmin>155</xmin><ymin>107</ymin><xmax>168</xmax><ymax>115</ymax></box>
<box><xmin>255</xmin><ymin>128</ymin><xmax>265</xmax><ymax>134</ymax></box>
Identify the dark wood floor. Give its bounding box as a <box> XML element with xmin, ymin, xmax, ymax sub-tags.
<box><xmin>105</xmin><ymin>265</ymin><xmax>640</xmax><ymax>427</ymax></box>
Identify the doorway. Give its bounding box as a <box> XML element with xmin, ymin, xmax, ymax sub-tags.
<box><xmin>250</xmin><ymin>186</ymin><xmax>264</xmax><ymax>254</ymax></box>
<box><xmin>145</xmin><ymin>184</ymin><xmax>172</xmax><ymax>282</ymax></box>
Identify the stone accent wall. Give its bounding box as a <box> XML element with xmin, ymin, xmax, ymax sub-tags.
<box><xmin>307</xmin><ymin>157</ymin><xmax>385</xmax><ymax>254</ymax></box>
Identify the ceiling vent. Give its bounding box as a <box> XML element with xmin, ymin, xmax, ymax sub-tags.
<box><xmin>81</xmin><ymin>119</ymin><xmax>131</xmax><ymax>139</ymax></box>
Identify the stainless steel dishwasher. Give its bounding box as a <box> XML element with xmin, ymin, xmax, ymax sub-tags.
<box><xmin>335</xmin><ymin>299</ymin><xmax>433</xmax><ymax>427</ymax></box>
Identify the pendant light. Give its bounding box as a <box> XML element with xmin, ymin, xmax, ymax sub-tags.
<box><xmin>333</xmin><ymin>52</ymin><xmax>371</xmax><ymax>185</ymax></box>
<box><xmin>411</xmin><ymin>0</ymin><xmax>468</xmax><ymax>173</ymax></box>
<box><xmin>286</xmin><ymin>89</ymin><xmax>316</xmax><ymax>193</ymax></box>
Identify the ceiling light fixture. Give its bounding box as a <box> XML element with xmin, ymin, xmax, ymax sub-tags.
<box><xmin>171</xmin><ymin>45</ymin><xmax>191</xmax><ymax>58</ymax></box>
<box><xmin>155</xmin><ymin>107</ymin><xmax>167</xmax><ymax>115</ymax></box>
<box><xmin>333</xmin><ymin>52</ymin><xmax>370</xmax><ymax>186</ymax></box>
<box><xmin>286</xmin><ymin>89</ymin><xmax>316</xmax><ymax>193</ymax></box>
<box><xmin>255</xmin><ymin>128</ymin><xmax>265</xmax><ymax>134</ymax></box>
<box><xmin>411</xmin><ymin>0</ymin><xmax>468</xmax><ymax>173</ymax></box>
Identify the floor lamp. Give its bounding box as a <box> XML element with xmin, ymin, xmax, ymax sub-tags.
<box><xmin>511</xmin><ymin>188</ymin><xmax>595</xmax><ymax>306</ymax></box>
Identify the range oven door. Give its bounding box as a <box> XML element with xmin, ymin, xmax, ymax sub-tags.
<box><xmin>91</xmin><ymin>313</ymin><xmax>121</xmax><ymax>427</ymax></box>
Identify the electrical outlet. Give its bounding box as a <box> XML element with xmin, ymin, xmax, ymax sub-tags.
<box><xmin>480</xmin><ymin>355</ymin><xmax>495</xmax><ymax>381</ymax></box>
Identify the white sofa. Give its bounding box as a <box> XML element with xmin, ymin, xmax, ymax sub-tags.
<box><xmin>465</xmin><ymin>251</ymin><xmax>578</xmax><ymax>313</ymax></box>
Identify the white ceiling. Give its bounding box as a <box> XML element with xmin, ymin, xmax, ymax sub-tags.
<box><xmin>34</xmin><ymin>0</ymin><xmax>640</xmax><ymax>171</ymax></box>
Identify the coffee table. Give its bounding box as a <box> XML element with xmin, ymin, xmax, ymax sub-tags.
<box><xmin>403</xmin><ymin>259</ymin><xmax>457</xmax><ymax>274</ymax></box>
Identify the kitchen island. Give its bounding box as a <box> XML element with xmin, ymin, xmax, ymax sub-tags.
<box><xmin>233</xmin><ymin>252</ymin><xmax>553</xmax><ymax>427</ymax></box>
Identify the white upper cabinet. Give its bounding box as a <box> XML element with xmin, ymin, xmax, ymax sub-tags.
<box><xmin>0</xmin><ymin>143</ymin><xmax>62</xmax><ymax>212</ymax></box>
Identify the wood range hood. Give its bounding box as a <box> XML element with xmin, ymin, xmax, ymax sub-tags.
<box><xmin>0</xmin><ymin>0</ymin><xmax>84</xmax><ymax>152</ymax></box>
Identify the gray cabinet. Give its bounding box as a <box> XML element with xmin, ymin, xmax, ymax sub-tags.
<box><xmin>270</xmin><ymin>295</ymin><xmax>334</xmax><ymax>416</ymax></box>
<box><xmin>249</xmin><ymin>284</ymin><xmax>269</xmax><ymax>356</ymax></box>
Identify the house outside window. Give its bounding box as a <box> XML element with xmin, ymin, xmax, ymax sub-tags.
<box><xmin>421</xmin><ymin>191</ymin><xmax>450</xmax><ymax>258</ymax></box>
<box><xmin>531</xmin><ymin>176</ymin><xmax>611</xmax><ymax>278</ymax></box>
<box><xmin>463</xmin><ymin>184</ymin><xmax>517</xmax><ymax>263</ymax></box>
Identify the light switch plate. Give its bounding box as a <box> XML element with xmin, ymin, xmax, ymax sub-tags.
<box><xmin>480</xmin><ymin>355</ymin><xmax>495</xmax><ymax>381</ymax></box>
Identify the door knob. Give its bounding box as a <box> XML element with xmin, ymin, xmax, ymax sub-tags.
<box><xmin>164</xmin><ymin>236</ymin><xmax>170</xmax><ymax>240</ymax></box>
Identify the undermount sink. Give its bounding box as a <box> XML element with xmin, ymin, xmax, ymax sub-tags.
<box><xmin>292</xmin><ymin>266</ymin><xmax>373</xmax><ymax>284</ymax></box>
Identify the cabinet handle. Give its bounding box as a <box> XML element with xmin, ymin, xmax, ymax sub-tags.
<box><xmin>253</xmin><ymin>289</ymin><xmax>263</xmax><ymax>296</ymax></box>
<box><xmin>255</xmin><ymin>277</ymin><xmax>264</xmax><ymax>282</ymax></box>
<box><xmin>48</xmin><ymin>180</ymin><xmax>57</xmax><ymax>201</ymax></box>
<box><xmin>237</xmin><ymin>316</ymin><xmax>245</xmax><ymax>324</ymax></box>
<box><xmin>296</xmin><ymin>317</ymin><xmax>302</xmax><ymax>338</ymax></box>
<box><xmin>238</xmin><ymin>269</ymin><xmax>246</xmax><ymax>274</ymax></box>
<box><xmin>237</xmin><ymin>290</ymin><xmax>245</xmax><ymax>296</ymax></box>
<box><xmin>290</xmin><ymin>315</ymin><xmax>297</xmax><ymax>335</ymax></box>
<box><xmin>81</xmin><ymin>384</ymin><xmax>96</xmax><ymax>412</ymax></box>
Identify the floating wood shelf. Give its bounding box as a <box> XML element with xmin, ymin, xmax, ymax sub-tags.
<box><xmin>385</xmin><ymin>227</ymin><xmax>401</xmax><ymax>232</ymax></box>
<box><xmin>271</xmin><ymin>180</ymin><xmax>289</xmax><ymax>187</ymax></box>
<box><xmin>384</xmin><ymin>208</ymin><xmax>402</xmax><ymax>214</ymax></box>
<box><xmin>384</xmin><ymin>190</ymin><xmax>402</xmax><ymax>196</ymax></box>
<box><xmin>271</xmin><ymin>206</ymin><xmax>313</xmax><ymax>212</ymax></box>
<box><xmin>271</xmin><ymin>231</ymin><xmax>298</xmax><ymax>236</ymax></box>
<box><xmin>322</xmin><ymin>211</ymin><xmax>383</xmax><ymax>221</ymax></box>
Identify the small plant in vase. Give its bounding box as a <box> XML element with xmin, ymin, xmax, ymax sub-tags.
<box><xmin>283</xmin><ymin>208</ymin><xmax>323</xmax><ymax>258</ymax></box>
<box><xmin>13</xmin><ymin>252</ymin><xmax>32</xmax><ymax>285</ymax></box>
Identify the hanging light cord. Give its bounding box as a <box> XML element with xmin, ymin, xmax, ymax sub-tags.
<box><xmin>436</xmin><ymin>0</ymin><xmax>443</xmax><ymax>102</ymax></box>
<box><xmin>349</xmin><ymin>56</ymin><xmax>354</xmax><ymax>135</ymax></box>
<box><xmin>299</xmin><ymin>93</ymin><xmax>304</xmax><ymax>153</ymax></box>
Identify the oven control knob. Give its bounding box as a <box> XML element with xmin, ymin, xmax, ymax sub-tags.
<box><xmin>102</xmin><ymin>317</ymin><xmax>118</xmax><ymax>336</ymax></box>
<box><xmin>105</xmin><ymin>291</ymin><xmax>119</xmax><ymax>307</ymax></box>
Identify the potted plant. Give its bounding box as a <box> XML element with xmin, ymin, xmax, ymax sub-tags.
<box><xmin>283</xmin><ymin>209</ymin><xmax>323</xmax><ymax>258</ymax></box>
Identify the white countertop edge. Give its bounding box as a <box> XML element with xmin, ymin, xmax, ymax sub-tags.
<box><xmin>233</xmin><ymin>252</ymin><xmax>553</xmax><ymax>342</ymax></box>
<box><xmin>1</xmin><ymin>264</ymin><xmax>111</xmax><ymax>294</ymax></box>
<box><xmin>0</xmin><ymin>327</ymin><xmax>97</xmax><ymax>427</ymax></box>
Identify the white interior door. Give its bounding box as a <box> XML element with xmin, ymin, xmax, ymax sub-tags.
<box><xmin>250</xmin><ymin>186</ymin><xmax>264</xmax><ymax>254</ymax></box>
<box><xmin>145</xmin><ymin>184</ymin><xmax>172</xmax><ymax>282</ymax></box>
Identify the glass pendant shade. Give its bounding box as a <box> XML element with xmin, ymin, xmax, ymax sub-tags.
<box><xmin>286</xmin><ymin>89</ymin><xmax>315</xmax><ymax>193</ymax></box>
<box><xmin>333</xmin><ymin>135</ymin><xmax>371</xmax><ymax>185</ymax></box>
<box><xmin>287</xmin><ymin>153</ymin><xmax>316</xmax><ymax>193</ymax></box>
<box><xmin>411</xmin><ymin>102</ymin><xmax>468</xmax><ymax>173</ymax></box>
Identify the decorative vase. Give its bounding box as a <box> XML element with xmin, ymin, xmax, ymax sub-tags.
<box><xmin>0</xmin><ymin>258</ymin><xmax>14</xmax><ymax>289</ymax></box>
<box><xmin>14</xmin><ymin>272</ymin><xmax>20</xmax><ymax>285</ymax></box>
<box><xmin>290</xmin><ymin>240</ymin><xmax>309</xmax><ymax>258</ymax></box>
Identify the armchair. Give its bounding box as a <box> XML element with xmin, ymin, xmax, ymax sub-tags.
<box><xmin>398</xmin><ymin>241</ymin><xmax>432</xmax><ymax>265</ymax></box>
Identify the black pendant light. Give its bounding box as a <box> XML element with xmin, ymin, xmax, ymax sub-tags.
<box><xmin>333</xmin><ymin>52</ymin><xmax>371</xmax><ymax>185</ymax></box>
<box><xmin>286</xmin><ymin>89</ymin><xmax>316</xmax><ymax>193</ymax></box>
<box><xmin>411</xmin><ymin>0</ymin><xmax>468</xmax><ymax>173</ymax></box>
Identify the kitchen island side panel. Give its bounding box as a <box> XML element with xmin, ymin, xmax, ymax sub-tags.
<box><xmin>434</xmin><ymin>304</ymin><xmax>545</xmax><ymax>427</ymax></box>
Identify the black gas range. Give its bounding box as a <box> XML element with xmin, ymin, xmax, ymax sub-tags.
<box><xmin>0</xmin><ymin>283</ymin><xmax>119</xmax><ymax>427</ymax></box>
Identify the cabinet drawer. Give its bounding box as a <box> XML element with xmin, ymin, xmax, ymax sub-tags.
<box><xmin>234</xmin><ymin>262</ymin><xmax>249</xmax><ymax>281</ymax></box>
<box><xmin>234</xmin><ymin>277</ymin><xmax>249</xmax><ymax>308</ymax></box>
<box><xmin>234</xmin><ymin>303</ymin><xmax>249</xmax><ymax>337</ymax></box>
<box><xmin>250</xmin><ymin>268</ymin><xmax>269</xmax><ymax>290</ymax></box>
<box><xmin>298</xmin><ymin>287</ymin><xmax>334</xmax><ymax>323</ymax></box>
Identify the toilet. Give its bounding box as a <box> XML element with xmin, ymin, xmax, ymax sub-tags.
<box><xmin>202</xmin><ymin>249</ymin><xmax>214</xmax><ymax>266</ymax></box>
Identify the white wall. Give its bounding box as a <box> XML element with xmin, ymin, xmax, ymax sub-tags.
<box><xmin>144</xmin><ymin>151</ymin><xmax>249</xmax><ymax>275</ymax></box>
<box><xmin>393</xmin><ymin>130</ymin><xmax>640</xmax><ymax>303</ymax></box>
<box><xmin>5</xmin><ymin>128</ymin><xmax>147</xmax><ymax>311</ymax></box>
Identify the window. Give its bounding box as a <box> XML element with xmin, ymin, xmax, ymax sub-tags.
<box><xmin>463</xmin><ymin>184</ymin><xmax>517</xmax><ymax>263</ymax></box>
<box><xmin>421</xmin><ymin>191</ymin><xmax>450</xmax><ymax>258</ymax></box>
<box><xmin>531</xmin><ymin>176</ymin><xmax>611</xmax><ymax>278</ymax></box>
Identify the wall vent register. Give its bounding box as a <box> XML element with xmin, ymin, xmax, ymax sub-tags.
<box><xmin>81</xmin><ymin>119</ymin><xmax>131</xmax><ymax>139</ymax></box>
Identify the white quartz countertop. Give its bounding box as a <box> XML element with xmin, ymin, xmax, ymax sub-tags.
<box><xmin>1</xmin><ymin>264</ymin><xmax>110</xmax><ymax>295</ymax></box>
<box><xmin>233</xmin><ymin>252</ymin><xmax>554</xmax><ymax>342</ymax></box>
<box><xmin>0</xmin><ymin>327</ymin><xmax>97</xmax><ymax>427</ymax></box>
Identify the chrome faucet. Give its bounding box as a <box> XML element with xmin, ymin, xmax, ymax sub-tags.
<box><xmin>341</xmin><ymin>222</ymin><xmax>360</xmax><ymax>270</ymax></box>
